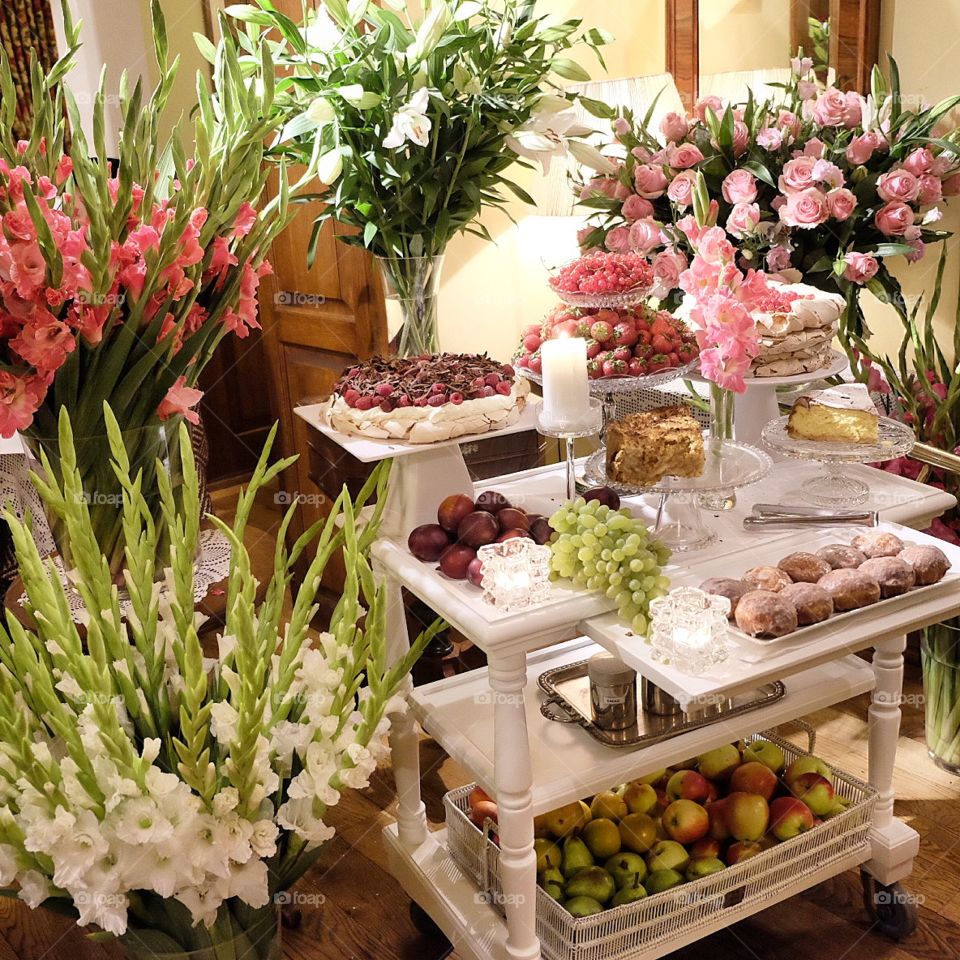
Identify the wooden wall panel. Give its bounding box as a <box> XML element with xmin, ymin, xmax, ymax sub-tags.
<box><xmin>666</xmin><ymin>0</ymin><xmax>699</xmax><ymax>109</ymax></box>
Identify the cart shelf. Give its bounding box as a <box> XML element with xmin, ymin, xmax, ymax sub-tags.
<box><xmin>410</xmin><ymin>636</ymin><xmax>875</xmax><ymax>816</ymax></box>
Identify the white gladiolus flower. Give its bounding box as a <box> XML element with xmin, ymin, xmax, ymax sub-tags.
<box><xmin>383</xmin><ymin>88</ymin><xmax>433</xmax><ymax>149</ymax></box>
<box><xmin>17</xmin><ymin>870</ymin><xmax>51</xmax><ymax>909</ymax></box>
<box><xmin>250</xmin><ymin>820</ymin><xmax>279</xmax><ymax>859</ymax></box>
<box><xmin>210</xmin><ymin>701</ymin><xmax>239</xmax><ymax>746</ymax></box>
<box><xmin>0</xmin><ymin>845</ymin><xmax>18</xmax><ymax>885</ymax></box>
<box><xmin>113</xmin><ymin>797</ymin><xmax>174</xmax><ymax>845</ymax></box>
<box><xmin>212</xmin><ymin>788</ymin><xmax>240</xmax><ymax>818</ymax></box>
<box><xmin>302</xmin><ymin>6</ymin><xmax>342</xmax><ymax>52</ymax></box>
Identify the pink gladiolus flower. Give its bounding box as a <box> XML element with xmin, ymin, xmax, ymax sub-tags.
<box><xmin>827</xmin><ymin>187</ymin><xmax>858</xmax><ymax>221</ymax></box>
<box><xmin>4</xmin><ymin>206</ymin><xmax>36</xmax><ymax>242</ymax></box>
<box><xmin>9</xmin><ymin>241</ymin><xmax>47</xmax><ymax>297</ymax></box>
<box><xmin>628</xmin><ymin>218</ymin><xmax>661</xmax><ymax>255</ymax></box>
<box><xmin>605</xmin><ymin>225</ymin><xmax>632</xmax><ymax>253</ymax></box>
<box><xmin>0</xmin><ymin>371</ymin><xmax>42</xmax><ymax>437</ymax></box>
<box><xmin>842</xmin><ymin>251</ymin><xmax>879</xmax><ymax>284</ymax></box>
<box><xmin>666</xmin><ymin>143</ymin><xmax>704</xmax><ymax>170</ymax></box>
<box><xmin>633</xmin><ymin>164</ymin><xmax>669</xmax><ymax>198</ymax></box>
<box><xmin>721</xmin><ymin>169</ymin><xmax>758</xmax><ymax>204</ymax></box>
<box><xmin>696</xmin><ymin>226</ymin><xmax>736</xmax><ymax>265</ymax></box>
<box><xmin>11</xmin><ymin>312</ymin><xmax>75</xmax><ymax>373</ymax></box>
<box><xmin>779</xmin><ymin>187</ymin><xmax>829</xmax><ymax>228</ymax></box>
<box><xmin>877</xmin><ymin>169</ymin><xmax>921</xmax><ymax>203</ymax></box>
<box><xmin>158</xmin><ymin>375</ymin><xmax>204</xmax><ymax>424</ymax></box>
<box><xmin>667</xmin><ymin>171</ymin><xmax>696</xmax><ymax>208</ymax></box>
<box><xmin>232</xmin><ymin>202</ymin><xmax>258</xmax><ymax>238</ymax></box>
<box><xmin>698</xmin><ymin>346</ymin><xmax>753</xmax><ymax>393</ymax></box>
<box><xmin>622</xmin><ymin>194</ymin><xmax>655</xmax><ymax>222</ymax></box>
<box><xmin>54</xmin><ymin>156</ymin><xmax>72</xmax><ymax>185</ymax></box>
<box><xmin>875</xmin><ymin>200</ymin><xmax>915</xmax><ymax>236</ymax></box>
<box><xmin>778</xmin><ymin>155</ymin><xmax>818</xmax><ymax>194</ymax></box>
<box><xmin>726</xmin><ymin>202</ymin><xmax>761</xmax><ymax>238</ymax></box>
<box><xmin>659</xmin><ymin>111</ymin><xmax>689</xmax><ymax>142</ymax></box>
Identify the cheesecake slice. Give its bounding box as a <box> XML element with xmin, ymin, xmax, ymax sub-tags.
<box><xmin>787</xmin><ymin>383</ymin><xmax>879</xmax><ymax>444</ymax></box>
<box><xmin>607</xmin><ymin>405</ymin><xmax>705</xmax><ymax>487</ymax></box>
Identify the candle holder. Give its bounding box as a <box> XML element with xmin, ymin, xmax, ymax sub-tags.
<box><xmin>477</xmin><ymin>538</ymin><xmax>552</xmax><ymax>612</ymax></box>
<box><xmin>648</xmin><ymin>587</ymin><xmax>730</xmax><ymax>675</ymax></box>
<box><xmin>537</xmin><ymin>397</ymin><xmax>603</xmax><ymax>500</ymax></box>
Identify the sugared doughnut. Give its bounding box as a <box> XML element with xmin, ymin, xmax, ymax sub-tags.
<box><xmin>734</xmin><ymin>591</ymin><xmax>799</xmax><ymax>638</ymax></box>
<box><xmin>818</xmin><ymin>568</ymin><xmax>881</xmax><ymax>610</ymax></box>
<box><xmin>700</xmin><ymin>578</ymin><xmax>751</xmax><ymax>618</ymax></box>
<box><xmin>816</xmin><ymin>544</ymin><xmax>866</xmax><ymax>570</ymax></box>
<box><xmin>898</xmin><ymin>545</ymin><xmax>950</xmax><ymax>586</ymax></box>
<box><xmin>778</xmin><ymin>552</ymin><xmax>832</xmax><ymax>583</ymax></box>
<box><xmin>859</xmin><ymin>557</ymin><xmax>916</xmax><ymax>597</ymax></box>
<box><xmin>851</xmin><ymin>531</ymin><xmax>904</xmax><ymax>559</ymax></box>
<box><xmin>743</xmin><ymin>565</ymin><xmax>793</xmax><ymax>593</ymax></box>
<box><xmin>780</xmin><ymin>582</ymin><xmax>834</xmax><ymax>625</ymax></box>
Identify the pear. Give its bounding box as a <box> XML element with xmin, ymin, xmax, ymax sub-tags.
<box><xmin>645</xmin><ymin>868</ymin><xmax>684</xmax><ymax>894</ymax></box>
<box><xmin>565</xmin><ymin>895</ymin><xmax>604</xmax><ymax>917</ymax></box>
<box><xmin>539</xmin><ymin>867</ymin><xmax>565</xmax><ymax>902</ymax></box>
<box><xmin>582</xmin><ymin>818</ymin><xmax>621</xmax><ymax>860</ymax></box>
<box><xmin>534</xmin><ymin>838</ymin><xmax>562</xmax><ymax>872</ymax></box>
<box><xmin>611</xmin><ymin>874</ymin><xmax>647</xmax><ymax>906</ymax></box>
<box><xmin>590</xmin><ymin>791</ymin><xmax>628</xmax><ymax>821</ymax></box>
<box><xmin>605</xmin><ymin>851</ymin><xmax>648</xmax><ymax>889</ymax></box>
<box><xmin>561</xmin><ymin>835</ymin><xmax>594</xmax><ymax>879</ymax></box>
<box><xmin>543</xmin><ymin>801</ymin><xmax>589</xmax><ymax>838</ymax></box>
<box><xmin>565</xmin><ymin>866</ymin><xmax>616</xmax><ymax>905</ymax></box>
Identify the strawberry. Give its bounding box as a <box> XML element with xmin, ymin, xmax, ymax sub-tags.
<box><xmin>648</xmin><ymin>353</ymin><xmax>670</xmax><ymax>372</ymax></box>
<box><xmin>639</xmin><ymin>329</ymin><xmax>652</xmax><ymax>345</ymax></box>
<box><xmin>634</xmin><ymin>343</ymin><xmax>653</xmax><ymax>360</ymax></box>
<box><xmin>574</xmin><ymin>319</ymin><xmax>593</xmax><ymax>339</ymax></box>
<box><xmin>613</xmin><ymin>321</ymin><xmax>638</xmax><ymax>347</ymax></box>
<box><xmin>602</xmin><ymin>358</ymin><xmax>628</xmax><ymax>377</ymax></box>
<box><xmin>651</xmin><ymin>334</ymin><xmax>674</xmax><ymax>354</ymax></box>
<box><xmin>667</xmin><ymin>351</ymin><xmax>680</xmax><ymax>366</ymax></box>
<box><xmin>627</xmin><ymin>358</ymin><xmax>644</xmax><ymax>377</ymax></box>
<box><xmin>553</xmin><ymin>319</ymin><xmax>580</xmax><ymax>339</ymax></box>
<box><xmin>585</xmin><ymin>338</ymin><xmax>602</xmax><ymax>359</ymax></box>
<box><xmin>613</xmin><ymin>345</ymin><xmax>633</xmax><ymax>362</ymax></box>
<box><xmin>590</xmin><ymin>319</ymin><xmax>614</xmax><ymax>343</ymax></box>
<box><xmin>587</xmin><ymin>359</ymin><xmax>603</xmax><ymax>379</ymax></box>
<box><xmin>651</xmin><ymin>315</ymin><xmax>675</xmax><ymax>337</ymax></box>
<box><xmin>529</xmin><ymin>354</ymin><xmax>542</xmax><ymax>374</ymax></box>
<box><xmin>677</xmin><ymin>346</ymin><xmax>695</xmax><ymax>363</ymax></box>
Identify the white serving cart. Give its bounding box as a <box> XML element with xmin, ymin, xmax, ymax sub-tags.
<box><xmin>296</xmin><ymin>401</ymin><xmax>959</xmax><ymax>960</ymax></box>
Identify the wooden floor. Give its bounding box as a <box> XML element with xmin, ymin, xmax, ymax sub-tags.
<box><xmin>3</xmin><ymin>486</ymin><xmax>959</xmax><ymax>958</ymax></box>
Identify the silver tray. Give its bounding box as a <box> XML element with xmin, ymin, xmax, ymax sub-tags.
<box><xmin>538</xmin><ymin>659</ymin><xmax>785</xmax><ymax>748</ymax></box>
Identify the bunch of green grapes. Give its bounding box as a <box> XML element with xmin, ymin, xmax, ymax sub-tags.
<box><xmin>548</xmin><ymin>498</ymin><xmax>671</xmax><ymax>635</ymax></box>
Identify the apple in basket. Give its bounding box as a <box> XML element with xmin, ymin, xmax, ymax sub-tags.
<box><xmin>789</xmin><ymin>772</ymin><xmax>836</xmax><ymax>816</ymax></box>
<box><xmin>661</xmin><ymin>800</ymin><xmax>709</xmax><ymax>845</ymax></box>
<box><xmin>666</xmin><ymin>769</ymin><xmax>713</xmax><ymax>803</ymax></box>
<box><xmin>728</xmin><ymin>761</ymin><xmax>778</xmax><ymax>801</ymax></box>
<box><xmin>724</xmin><ymin>792</ymin><xmax>770</xmax><ymax>843</ymax></box>
<box><xmin>769</xmin><ymin>796</ymin><xmax>816</xmax><ymax>841</ymax></box>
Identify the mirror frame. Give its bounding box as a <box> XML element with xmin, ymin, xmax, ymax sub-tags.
<box><xmin>666</xmin><ymin>0</ymin><xmax>882</xmax><ymax>108</ymax></box>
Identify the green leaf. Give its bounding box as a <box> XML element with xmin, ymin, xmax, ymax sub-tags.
<box><xmin>363</xmin><ymin>221</ymin><xmax>378</xmax><ymax>246</ymax></box>
<box><xmin>550</xmin><ymin>58</ymin><xmax>591</xmax><ymax>83</ymax></box>
<box><xmin>873</xmin><ymin>242</ymin><xmax>914</xmax><ymax>258</ymax></box>
<box><xmin>193</xmin><ymin>32</ymin><xmax>217</xmax><ymax>65</ymax></box>
<box><xmin>501</xmin><ymin>178</ymin><xmax>535</xmax><ymax>205</ymax></box>
<box><xmin>578</xmin><ymin>96</ymin><xmax>616</xmax><ymax>120</ymax></box>
<box><xmin>740</xmin><ymin>159</ymin><xmax>776</xmax><ymax>189</ymax></box>
<box><xmin>584</xmin><ymin>27</ymin><xmax>614</xmax><ymax>46</ymax></box>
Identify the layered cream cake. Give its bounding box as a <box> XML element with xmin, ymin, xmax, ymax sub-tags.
<box><xmin>328</xmin><ymin>353</ymin><xmax>530</xmax><ymax>444</ymax></box>
<box><xmin>787</xmin><ymin>383</ymin><xmax>879</xmax><ymax>444</ymax></box>
<box><xmin>607</xmin><ymin>405</ymin><xmax>705</xmax><ymax>486</ymax></box>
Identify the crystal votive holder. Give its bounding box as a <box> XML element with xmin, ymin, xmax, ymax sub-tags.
<box><xmin>648</xmin><ymin>586</ymin><xmax>730</xmax><ymax>675</ymax></box>
<box><xmin>477</xmin><ymin>539</ymin><xmax>552</xmax><ymax>612</ymax></box>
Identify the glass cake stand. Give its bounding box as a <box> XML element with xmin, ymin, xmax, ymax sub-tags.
<box><xmin>548</xmin><ymin>282</ymin><xmax>656</xmax><ymax>310</ymax></box>
<box><xmin>584</xmin><ymin>439</ymin><xmax>773</xmax><ymax>551</ymax></box>
<box><xmin>538</xmin><ymin>398</ymin><xmax>604</xmax><ymax>500</ymax></box>
<box><xmin>761</xmin><ymin>415</ymin><xmax>916</xmax><ymax>506</ymax></box>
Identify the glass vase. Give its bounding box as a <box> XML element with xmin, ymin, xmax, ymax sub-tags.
<box><xmin>700</xmin><ymin>382</ymin><xmax>736</xmax><ymax>511</ymax></box>
<box><xmin>921</xmin><ymin>618</ymin><xmax>960</xmax><ymax>774</ymax></box>
<box><xmin>119</xmin><ymin>903</ymin><xmax>280</xmax><ymax>960</ymax></box>
<box><xmin>22</xmin><ymin>418</ymin><xmax>184</xmax><ymax>581</ymax></box>
<box><xmin>375</xmin><ymin>253</ymin><xmax>445</xmax><ymax>356</ymax></box>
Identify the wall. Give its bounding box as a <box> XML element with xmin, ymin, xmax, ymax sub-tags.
<box><xmin>698</xmin><ymin>0</ymin><xmax>792</xmax><ymax>76</ymax></box>
<box><xmin>439</xmin><ymin>0</ymin><xmax>667</xmax><ymax>361</ymax></box>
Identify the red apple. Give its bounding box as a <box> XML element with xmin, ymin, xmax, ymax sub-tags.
<box><xmin>769</xmin><ymin>796</ymin><xmax>815</xmax><ymax>840</ymax></box>
<box><xmin>689</xmin><ymin>837</ymin><xmax>722</xmax><ymax>860</ymax></box>
<box><xmin>666</xmin><ymin>769</ymin><xmax>713</xmax><ymax>803</ymax></box>
<box><xmin>457</xmin><ymin>511</ymin><xmax>499</xmax><ymax>547</ymax></box>
<box><xmin>706</xmin><ymin>798</ymin><xmax>731</xmax><ymax>841</ymax></box>
<box><xmin>661</xmin><ymin>799</ymin><xmax>709</xmax><ymax>844</ymax></box>
<box><xmin>697</xmin><ymin>743</ymin><xmax>741</xmax><ymax>781</ymax></box>
<box><xmin>497</xmin><ymin>528</ymin><xmax>532</xmax><ymax>542</ymax></box>
<box><xmin>790</xmin><ymin>772</ymin><xmax>835</xmax><ymax>816</ymax></box>
<box><xmin>729</xmin><ymin>761</ymin><xmax>778</xmax><ymax>801</ymax></box>
<box><xmin>437</xmin><ymin>494</ymin><xmax>475</xmax><ymax>533</ymax></box>
<box><xmin>784</xmin><ymin>756</ymin><xmax>833</xmax><ymax>788</ymax></box>
<box><xmin>724</xmin><ymin>792</ymin><xmax>770</xmax><ymax>843</ymax></box>
<box><xmin>470</xmin><ymin>799</ymin><xmax>499</xmax><ymax>827</ymax></box>
<box><xmin>726</xmin><ymin>840</ymin><xmax>764</xmax><ymax>866</ymax></box>
<box><xmin>469</xmin><ymin>785</ymin><xmax>493</xmax><ymax>807</ymax></box>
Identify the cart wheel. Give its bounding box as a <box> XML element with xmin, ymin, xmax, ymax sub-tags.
<box><xmin>861</xmin><ymin>870</ymin><xmax>918</xmax><ymax>941</ymax></box>
<box><xmin>409</xmin><ymin>902</ymin><xmax>454</xmax><ymax>958</ymax></box>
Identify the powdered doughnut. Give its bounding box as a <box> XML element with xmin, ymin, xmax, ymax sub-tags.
<box><xmin>743</xmin><ymin>565</ymin><xmax>793</xmax><ymax>593</ymax></box>
<box><xmin>780</xmin><ymin>582</ymin><xmax>834</xmax><ymax>625</ymax></box>
<box><xmin>778</xmin><ymin>552</ymin><xmax>832</xmax><ymax>583</ymax></box>
<box><xmin>734</xmin><ymin>591</ymin><xmax>799</xmax><ymax>638</ymax></box>
<box><xmin>859</xmin><ymin>557</ymin><xmax>916</xmax><ymax>597</ymax></box>
<box><xmin>851</xmin><ymin>531</ymin><xmax>905</xmax><ymax>559</ymax></box>
<box><xmin>898</xmin><ymin>545</ymin><xmax>950</xmax><ymax>586</ymax></box>
<box><xmin>817</xmin><ymin>544</ymin><xmax>866</xmax><ymax>570</ymax></box>
<box><xmin>700</xmin><ymin>578</ymin><xmax>751</xmax><ymax>618</ymax></box>
<box><xmin>818</xmin><ymin>568</ymin><xmax>881</xmax><ymax>610</ymax></box>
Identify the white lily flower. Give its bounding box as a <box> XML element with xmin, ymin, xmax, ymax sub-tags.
<box><xmin>408</xmin><ymin>1</ymin><xmax>452</xmax><ymax>61</ymax></box>
<box><xmin>302</xmin><ymin>6</ymin><xmax>342</xmax><ymax>52</ymax></box>
<box><xmin>317</xmin><ymin>148</ymin><xmax>345</xmax><ymax>184</ymax></box>
<box><xmin>306</xmin><ymin>97</ymin><xmax>336</xmax><ymax>125</ymax></box>
<box><xmin>568</xmin><ymin>139</ymin><xmax>619</xmax><ymax>175</ymax></box>
<box><xmin>383</xmin><ymin>88</ymin><xmax>433</xmax><ymax>149</ymax></box>
<box><xmin>506</xmin><ymin>107</ymin><xmax>593</xmax><ymax>175</ymax></box>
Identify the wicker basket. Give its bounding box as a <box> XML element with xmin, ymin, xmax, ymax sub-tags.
<box><xmin>444</xmin><ymin>731</ymin><xmax>876</xmax><ymax>960</ymax></box>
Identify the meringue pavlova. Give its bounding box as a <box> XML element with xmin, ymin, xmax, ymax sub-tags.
<box><xmin>328</xmin><ymin>353</ymin><xmax>530</xmax><ymax>444</ymax></box>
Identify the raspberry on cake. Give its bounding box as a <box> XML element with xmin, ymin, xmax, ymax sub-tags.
<box><xmin>606</xmin><ymin>404</ymin><xmax>705</xmax><ymax>487</ymax></box>
<box><xmin>787</xmin><ymin>383</ymin><xmax>879</xmax><ymax>444</ymax></box>
<box><xmin>327</xmin><ymin>353</ymin><xmax>530</xmax><ymax>443</ymax></box>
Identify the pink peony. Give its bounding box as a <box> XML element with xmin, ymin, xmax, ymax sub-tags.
<box><xmin>693</xmin><ymin>96</ymin><xmax>723</xmax><ymax>124</ymax></box>
<box><xmin>605</xmin><ymin>225</ymin><xmax>632</xmax><ymax>253</ymax></box>
<box><xmin>778</xmin><ymin>155</ymin><xmax>818</xmax><ymax>194</ymax></box>
<box><xmin>846</xmin><ymin>132</ymin><xmax>878</xmax><ymax>166</ymax></box>
<box><xmin>877</xmin><ymin>169</ymin><xmax>921</xmax><ymax>203</ymax></box>
<box><xmin>666</xmin><ymin>142</ymin><xmax>704</xmax><ymax>170</ymax></box>
<box><xmin>621</xmin><ymin>194</ymin><xmax>655</xmax><ymax>222</ymax></box>
<box><xmin>826</xmin><ymin>187</ymin><xmax>858</xmax><ymax>221</ymax></box>
<box><xmin>918</xmin><ymin>174</ymin><xmax>943</xmax><ymax>204</ymax></box>
<box><xmin>757</xmin><ymin>127</ymin><xmax>784</xmax><ymax>151</ymax></box>
<box><xmin>726</xmin><ymin>202</ymin><xmax>761</xmax><ymax>238</ymax></box>
<box><xmin>158</xmin><ymin>375</ymin><xmax>204</xmax><ymax>424</ymax></box>
<box><xmin>659</xmin><ymin>111</ymin><xmax>690</xmax><ymax>142</ymax></box>
<box><xmin>779</xmin><ymin>187</ymin><xmax>829</xmax><ymax>228</ymax></box>
<box><xmin>633</xmin><ymin>164</ymin><xmax>669</xmax><ymax>198</ymax></box>
<box><xmin>628</xmin><ymin>218</ymin><xmax>662</xmax><ymax>255</ymax></box>
<box><xmin>902</xmin><ymin>147</ymin><xmax>934</xmax><ymax>177</ymax></box>
<box><xmin>875</xmin><ymin>200</ymin><xmax>915</xmax><ymax>236</ymax></box>
<box><xmin>842</xmin><ymin>251</ymin><xmax>879</xmax><ymax>284</ymax></box>
<box><xmin>721</xmin><ymin>169</ymin><xmax>758</xmax><ymax>204</ymax></box>
<box><xmin>652</xmin><ymin>248</ymin><xmax>688</xmax><ymax>292</ymax></box>
<box><xmin>666</xmin><ymin>171</ymin><xmax>696</xmax><ymax>208</ymax></box>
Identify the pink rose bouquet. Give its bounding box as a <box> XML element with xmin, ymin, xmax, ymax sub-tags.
<box><xmin>0</xmin><ymin>4</ymin><xmax>312</xmax><ymax>575</ymax></box>
<box><xmin>574</xmin><ymin>57</ymin><xmax>960</xmax><ymax>349</ymax></box>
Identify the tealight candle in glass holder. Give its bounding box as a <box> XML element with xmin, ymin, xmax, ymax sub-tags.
<box><xmin>648</xmin><ymin>586</ymin><xmax>730</xmax><ymax>675</ymax></box>
<box><xmin>477</xmin><ymin>539</ymin><xmax>551</xmax><ymax>612</ymax></box>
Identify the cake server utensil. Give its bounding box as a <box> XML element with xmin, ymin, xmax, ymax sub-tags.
<box><xmin>751</xmin><ymin>502</ymin><xmax>877</xmax><ymax>519</ymax></box>
<box><xmin>743</xmin><ymin>509</ymin><xmax>877</xmax><ymax>529</ymax></box>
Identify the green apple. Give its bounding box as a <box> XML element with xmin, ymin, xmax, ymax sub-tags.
<box><xmin>742</xmin><ymin>739</ymin><xmax>785</xmax><ymax>774</ymax></box>
<box><xmin>561</xmin><ymin>835</ymin><xmax>594</xmax><ymax>878</ymax></box>
<box><xmin>539</xmin><ymin>867</ymin><xmax>565</xmax><ymax>902</ymax></box>
<box><xmin>583</xmin><ymin>818</ymin><xmax>621</xmax><ymax>860</ymax></box>
<box><xmin>790</xmin><ymin>772</ymin><xmax>835</xmax><ymax>816</ymax></box>
<box><xmin>605</xmin><ymin>851</ymin><xmax>648</xmax><ymax>888</ymax></box>
<box><xmin>621</xmin><ymin>781</ymin><xmax>658</xmax><ymax>816</ymax></box>
<box><xmin>565</xmin><ymin>866</ymin><xmax>616</xmax><ymax>905</ymax></box>
<box><xmin>618</xmin><ymin>813</ymin><xmax>658</xmax><ymax>854</ymax></box>
<box><xmin>661</xmin><ymin>799</ymin><xmax>709</xmax><ymax>844</ymax></box>
<box><xmin>611</xmin><ymin>875</ymin><xmax>647</xmax><ymax>906</ymax></box>
<box><xmin>697</xmin><ymin>743</ymin><xmax>741</xmax><ymax>781</ymax></box>
<box><xmin>590</xmin><ymin>791</ymin><xmax>628</xmax><ymax>821</ymax></box>
<box><xmin>685</xmin><ymin>857</ymin><xmax>726</xmax><ymax>881</ymax></box>
<box><xmin>646</xmin><ymin>840</ymin><xmax>690</xmax><ymax>873</ymax></box>
<box><xmin>784</xmin><ymin>755</ymin><xmax>833</xmax><ymax>788</ymax></box>
<box><xmin>645</xmin><ymin>868</ymin><xmax>685</xmax><ymax>894</ymax></box>
<box><xmin>534</xmin><ymin>838</ymin><xmax>562</xmax><ymax>872</ymax></box>
<box><xmin>666</xmin><ymin>769</ymin><xmax>712</xmax><ymax>802</ymax></box>
<box><xmin>565</xmin><ymin>896</ymin><xmax>604</xmax><ymax>917</ymax></box>
<box><xmin>724</xmin><ymin>792</ymin><xmax>770</xmax><ymax>843</ymax></box>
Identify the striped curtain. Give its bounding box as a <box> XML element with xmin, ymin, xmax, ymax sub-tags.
<box><xmin>0</xmin><ymin>0</ymin><xmax>59</xmax><ymax>140</ymax></box>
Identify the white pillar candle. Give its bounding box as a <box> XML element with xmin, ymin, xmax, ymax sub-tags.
<box><xmin>541</xmin><ymin>337</ymin><xmax>589</xmax><ymax>427</ymax></box>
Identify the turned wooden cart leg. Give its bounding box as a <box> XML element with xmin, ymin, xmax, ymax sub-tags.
<box><xmin>864</xmin><ymin>633</ymin><xmax>919</xmax><ymax>888</ymax></box>
<box><xmin>489</xmin><ymin>652</ymin><xmax>541</xmax><ymax>960</ymax></box>
<box><xmin>381</xmin><ymin>564</ymin><xmax>428</xmax><ymax>849</ymax></box>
